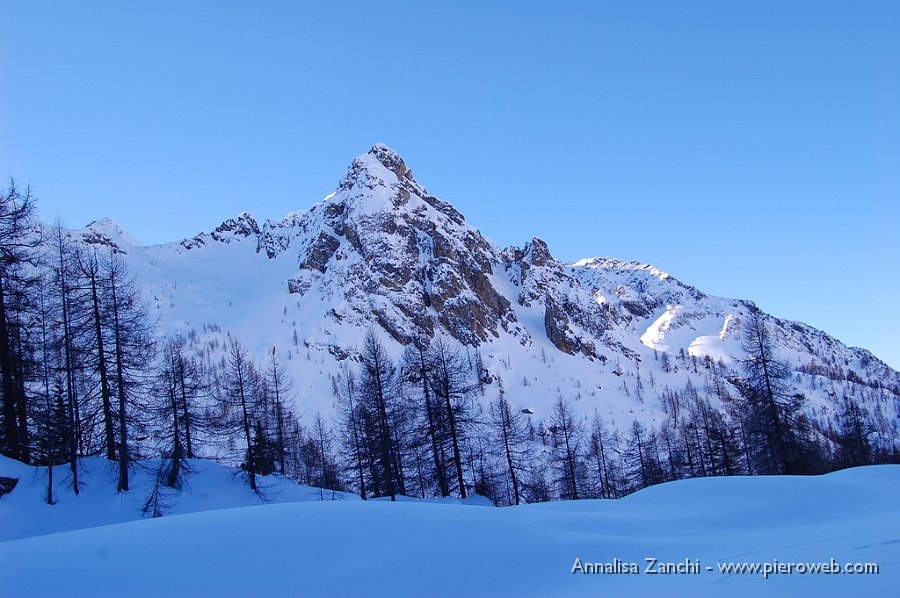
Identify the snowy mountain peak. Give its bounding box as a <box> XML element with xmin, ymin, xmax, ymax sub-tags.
<box><xmin>338</xmin><ymin>143</ymin><xmax>413</xmax><ymax>192</ymax></box>
<box><xmin>572</xmin><ymin>257</ymin><xmax>671</xmax><ymax>281</ymax></box>
<box><xmin>58</xmin><ymin>146</ymin><xmax>899</xmax><ymax>454</ymax></box>
<box><xmin>284</xmin><ymin>144</ymin><xmax>517</xmax><ymax>346</ymax></box>
<box><xmin>78</xmin><ymin>217</ymin><xmax>144</xmax><ymax>253</ymax></box>
<box><xmin>367</xmin><ymin>142</ymin><xmax>410</xmax><ymax>177</ymax></box>
<box><xmin>523</xmin><ymin>237</ymin><xmax>555</xmax><ymax>267</ymax></box>
<box><xmin>212</xmin><ymin>212</ymin><xmax>260</xmax><ymax>241</ymax></box>
<box><xmin>175</xmin><ymin>212</ymin><xmax>262</xmax><ymax>251</ymax></box>
<box><xmin>569</xmin><ymin>257</ymin><xmax>708</xmax><ymax>315</ymax></box>
<box><xmin>335</xmin><ymin>144</ymin><xmax>441</xmax><ymax>215</ymax></box>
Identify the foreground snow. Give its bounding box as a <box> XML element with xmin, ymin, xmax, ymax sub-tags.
<box><xmin>1</xmin><ymin>463</ymin><xmax>897</xmax><ymax>596</ymax></box>
<box><xmin>0</xmin><ymin>456</ymin><xmax>359</xmax><ymax>542</ymax></box>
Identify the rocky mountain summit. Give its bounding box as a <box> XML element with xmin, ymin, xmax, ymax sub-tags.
<box><xmin>287</xmin><ymin>143</ymin><xmax>519</xmax><ymax>347</ymax></box>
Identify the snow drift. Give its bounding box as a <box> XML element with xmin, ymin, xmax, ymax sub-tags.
<box><xmin>1</xmin><ymin>461</ymin><xmax>897</xmax><ymax>597</ymax></box>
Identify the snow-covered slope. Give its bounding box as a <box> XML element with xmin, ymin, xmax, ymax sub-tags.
<box><xmin>2</xmin><ymin>464</ymin><xmax>897</xmax><ymax>596</ymax></box>
<box><xmin>0</xmin><ymin>455</ymin><xmax>359</xmax><ymax>542</ymax></box>
<box><xmin>67</xmin><ymin>144</ymin><xmax>900</xmax><ymax>439</ymax></box>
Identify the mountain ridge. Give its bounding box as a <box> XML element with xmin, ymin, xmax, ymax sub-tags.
<box><xmin>67</xmin><ymin>145</ymin><xmax>899</xmax><ymax>443</ymax></box>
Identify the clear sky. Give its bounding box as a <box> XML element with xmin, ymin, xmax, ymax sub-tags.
<box><xmin>2</xmin><ymin>1</ymin><xmax>898</xmax><ymax>369</ymax></box>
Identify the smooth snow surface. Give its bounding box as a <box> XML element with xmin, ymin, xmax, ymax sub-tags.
<box><xmin>1</xmin><ymin>462</ymin><xmax>897</xmax><ymax>597</ymax></box>
<box><xmin>0</xmin><ymin>456</ymin><xmax>359</xmax><ymax>542</ymax></box>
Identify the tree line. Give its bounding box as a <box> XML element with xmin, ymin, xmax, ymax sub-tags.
<box><xmin>1</xmin><ymin>182</ymin><xmax>153</xmax><ymax>501</ymax></box>
<box><xmin>0</xmin><ymin>182</ymin><xmax>338</xmax><ymax>503</ymax></box>
<box><xmin>325</xmin><ymin>311</ymin><xmax>898</xmax><ymax>506</ymax></box>
<box><xmin>2</xmin><ymin>181</ymin><xmax>897</xmax><ymax>508</ymax></box>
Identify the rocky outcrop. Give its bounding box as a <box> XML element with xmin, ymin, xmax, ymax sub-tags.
<box><xmin>299</xmin><ymin>232</ymin><xmax>341</xmax><ymax>273</ymax></box>
<box><xmin>569</xmin><ymin>258</ymin><xmax>708</xmax><ymax>325</ymax></box>
<box><xmin>287</xmin><ymin>144</ymin><xmax>519</xmax><ymax>346</ymax></box>
<box><xmin>211</xmin><ymin>212</ymin><xmax>260</xmax><ymax>243</ymax></box>
<box><xmin>544</xmin><ymin>294</ymin><xmax>597</xmax><ymax>358</ymax></box>
<box><xmin>75</xmin><ymin>218</ymin><xmax>143</xmax><ymax>254</ymax></box>
<box><xmin>180</xmin><ymin>236</ymin><xmax>206</xmax><ymax>250</ymax></box>
<box><xmin>502</xmin><ymin>236</ymin><xmax>618</xmax><ymax>357</ymax></box>
<box><xmin>506</xmin><ymin>238</ymin><xmax>569</xmax><ymax>308</ymax></box>
<box><xmin>177</xmin><ymin>212</ymin><xmax>265</xmax><ymax>252</ymax></box>
<box><xmin>256</xmin><ymin>211</ymin><xmax>305</xmax><ymax>259</ymax></box>
<box><xmin>79</xmin><ymin>231</ymin><xmax>127</xmax><ymax>254</ymax></box>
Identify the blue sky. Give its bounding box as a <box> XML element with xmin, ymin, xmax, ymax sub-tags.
<box><xmin>2</xmin><ymin>1</ymin><xmax>898</xmax><ymax>368</ymax></box>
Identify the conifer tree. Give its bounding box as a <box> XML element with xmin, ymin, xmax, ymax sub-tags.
<box><xmin>488</xmin><ymin>395</ymin><xmax>532</xmax><ymax>505</ymax></box>
<box><xmin>0</xmin><ymin>180</ymin><xmax>41</xmax><ymax>463</ymax></box>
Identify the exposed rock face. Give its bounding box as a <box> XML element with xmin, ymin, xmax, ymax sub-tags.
<box><xmin>257</xmin><ymin>211</ymin><xmax>305</xmax><ymax>259</ymax></box>
<box><xmin>179</xmin><ymin>212</ymin><xmax>265</xmax><ymax>252</ymax></box>
<box><xmin>500</xmin><ymin>237</ymin><xmax>620</xmax><ymax>358</ymax></box>
<box><xmin>287</xmin><ymin>144</ymin><xmax>519</xmax><ymax>346</ymax></box>
<box><xmin>163</xmin><ymin>146</ymin><xmax>665</xmax><ymax>357</ymax></box>
<box><xmin>543</xmin><ymin>294</ymin><xmax>597</xmax><ymax>358</ymax></box>
<box><xmin>300</xmin><ymin>232</ymin><xmax>341</xmax><ymax>273</ymax></box>
<box><xmin>180</xmin><ymin>236</ymin><xmax>206</xmax><ymax>250</ymax></box>
<box><xmin>569</xmin><ymin>258</ymin><xmax>708</xmax><ymax>325</ymax></box>
<box><xmin>79</xmin><ymin>232</ymin><xmax>127</xmax><ymax>254</ymax></box>
<box><xmin>76</xmin><ymin>218</ymin><xmax>142</xmax><ymax>254</ymax></box>
<box><xmin>508</xmin><ymin>238</ymin><xmax>567</xmax><ymax>307</ymax></box>
<box><xmin>140</xmin><ymin>145</ymin><xmax>644</xmax><ymax>355</ymax></box>
<box><xmin>211</xmin><ymin>212</ymin><xmax>260</xmax><ymax>242</ymax></box>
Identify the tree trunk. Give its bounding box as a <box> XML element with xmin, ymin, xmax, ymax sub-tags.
<box><xmin>235</xmin><ymin>358</ymin><xmax>256</xmax><ymax>491</ymax></box>
<box><xmin>345</xmin><ymin>378</ymin><xmax>367</xmax><ymax>500</ymax></box>
<box><xmin>562</xmin><ymin>424</ymin><xmax>578</xmax><ymax>499</ymax></box>
<box><xmin>179</xmin><ymin>377</ymin><xmax>194</xmax><ymax>459</ymax></box>
<box><xmin>500</xmin><ymin>405</ymin><xmax>521</xmax><ymax>505</ymax></box>
<box><xmin>0</xmin><ymin>272</ymin><xmax>26</xmax><ymax>461</ymax></box>
<box><xmin>12</xmin><ymin>327</ymin><xmax>30</xmax><ymax>462</ymax></box>
<box><xmin>57</xmin><ymin>235</ymin><xmax>79</xmax><ymax>494</ymax></box>
<box><xmin>111</xmin><ymin>270</ymin><xmax>130</xmax><ymax>492</ymax></box>
<box><xmin>444</xmin><ymin>392</ymin><xmax>467</xmax><ymax>499</ymax></box>
<box><xmin>88</xmin><ymin>266</ymin><xmax>116</xmax><ymax>461</ymax></box>
<box><xmin>419</xmin><ymin>348</ymin><xmax>449</xmax><ymax>497</ymax></box>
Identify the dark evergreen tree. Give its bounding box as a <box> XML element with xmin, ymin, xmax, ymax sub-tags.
<box><xmin>250</xmin><ymin>420</ymin><xmax>277</xmax><ymax>476</ymax></box>
<box><xmin>425</xmin><ymin>336</ymin><xmax>477</xmax><ymax>499</ymax></box>
<box><xmin>739</xmin><ymin>308</ymin><xmax>816</xmax><ymax>474</ymax></box>
<box><xmin>358</xmin><ymin>330</ymin><xmax>405</xmax><ymax>500</ymax></box>
<box><xmin>488</xmin><ymin>395</ymin><xmax>532</xmax><ymax>505</ymax></box>
<box><xmin>624</xmin><ymin>420</ymin><xmax>665</xmax><ymax>490</ymax></box>
<box><xmin>548</xmin><ymin>397</ymin><xmax>584</xmax><ymax>500</ymax></box>
<box><xmin>0</xmin><ymin>180</ymin><xmax>41</xmax><ymax>463</ymax></box>
<box><xmin>105</xmin><ymin>251</ymin><xmax>155</xmax><ymax>492</ymax></box>
<box><xmin>74</xmin><ymin>248</ymin><xmax>118</xmax><ymax>460</ymax></box>
<box><xmin>401</xmin><ymin>337</ymin><xmax>451</xmax><ymax>497</ymax></box>
<box><xmin>522</xmin><ymin>459</ymin><xmax>553</xmax><ymax>504</ymax></box>
<box><xmin>335</xmin><ymin>369</ymin><xmax>370</xmax><ymax>498</ymax></box>
<box><xmin>36</xmin><ymin>377</ymin><xmax>70</xmax><ymax>504</ymax></box>
<box><xmin>221</xmin><ymin>339</ymin><xmax>263</xmax><ymax>491</ymax></box>
<box><xmin>587</xmin><ymin>412</ymin><xmax>620</xmax><ymax>498</ymax></box>
<box><xmin>834</xmin><ymin>395</ymin><xmax>876</xmax><ymax>468</ymax></box>
<box><xmin>153</xmin><ymin>336</ymin><xmax>211</xmax><ymax>488</ymax></box>
<box><xmin>264</xmin><ymin>347</ymin><xmax>293</xmax><ymax>474</ymax></box>
<box><xmin>51</xmin><ymin>223</ymin><xmax>81</xmax><ymax>493</ymax></box>
<box><xmin>311</xmin><ymin>412</ymin><xmax>340</xmax><ymax>497</ymax></box>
